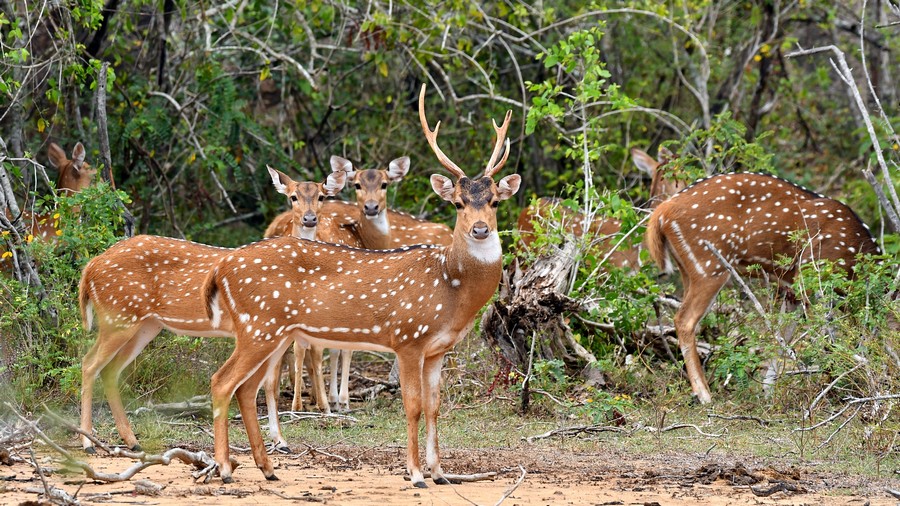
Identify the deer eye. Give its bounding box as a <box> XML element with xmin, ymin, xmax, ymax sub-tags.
<box><xmin>354</xmin><ymin>183</ymin><xmax>362</xmax><ymax>190</ymax></box>
<box><xmin>290</xmin><ymin>195</ymin><xmax>298</xmax><ymax>202</ymax></box>
<box><xmin>381</xmin><ymin>182</ymin><xmax>388</xmax><ymax>189</ymax></box>
<box><xmin>318</xmin><ymin>195</ymin><xmax>325</xmax><ymax>201</ymax></box>
<box><xmin>491</xmin><ymin>200</ymin><xmax>500</xmax><ymax>208</ymax></box>
<box><xmin>454</xmin><ymin>202</ymin><xmax>464</xmax><ymax>210</ymax></box>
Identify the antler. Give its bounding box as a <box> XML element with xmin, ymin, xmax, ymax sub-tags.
<box><xmin>484</xmin><ymin>110</ymin><xmax>512</xmax><ymax>177</ymax></box>
<box><xmin>418</xmin><ymin>84</ymin><xmax>466</xmax><ymax>179</ymax></box>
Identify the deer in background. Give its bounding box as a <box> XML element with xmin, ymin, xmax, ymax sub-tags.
<box><xmin>78</xmin><ymin>169</ymin><xmax>346</xmax><ymax>454</ymax></box>
<box><xmin>200</xmin><ymin>83</ymin><xmax>519</xmax><ymax>485</ymax></box>
<box><xmin>517</xmin><ymin>146</ymin><xmax>684</xmax><ymax>269</ymax></box>
<box><xmin>645</xmin><ymin>172</ymin><xmax>879</xmax><ymax>403</ymax></box>
<box><xmin>2</xmin><ymin>142</ymin><xmax>97</xmax><ymax>266</ymax></box>
<box><xmin>266</xmin><ymin>156</ymin><xmax>452</xmax><ymax>413</ymax></box>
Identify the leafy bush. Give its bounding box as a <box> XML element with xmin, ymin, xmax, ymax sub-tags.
<box><xmin>0</xmin><ymin>182</ymin><xmax>128</xmax><ymax>403</ymax></box>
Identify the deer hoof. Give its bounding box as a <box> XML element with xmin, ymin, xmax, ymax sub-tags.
<box><xmin>83</xmin><ymin>446</ymin><xmax>96</xmax><ymax>455</ymax></box>
<box><xmin>130</xmin><ymin>444</ymin><xmax>142</xmax><ymax>452</ymax></box>
<box><xmin>274</xmin><ymin>443</ymin><xmax>292</xmax><ymax>455</ymax></box>
<box><xmin>433</xmin><ymin>476</ymin><xmax>451</xmax><ymax>485</ymax></box>
<box><xmin>222</xmin><ymin>476</ymin><xmax>234</xmax><ymax>484</ymax></box>
<box><xmin>412</xmin><ymin>480</ymin><xmax>428</xmax><ymax>489</ymax></box>
<box><xmin>265</xmin><ymin>473</ymin><xmax>280</xmax><ymax>481</ymax></box>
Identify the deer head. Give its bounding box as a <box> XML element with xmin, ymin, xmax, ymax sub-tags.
<box><xmin>48</xmin><ymin>142</ymin><xmax>97</xmax><ymax>196</ymax></box>
<box><xmin>631</xmin><ymin>146</ymin><xmax>685</xmax><ymax>208</ymax></box>
<box><xmin>419</xmin><ymin>84</ymin><xmax>520</xmax><ymax>265</ymax></box>
<box><xmin>267</xmin><ymin>166</ymin><xmax>346</xmax><ymax>240</ymax></box>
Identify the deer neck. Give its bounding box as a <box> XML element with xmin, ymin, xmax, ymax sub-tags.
<box><xmin>440</xmin><ymin>229</ymin><xmax>504</xmax><ymax>304</ymax></box>
<box><xmin>295</xmin><ymin>224</ymin><xmax>317</xmax><ymax>241</ymax></box>
<box><xmin>357</xmin><ymin>210</ymin><xmax>392</xmax><ymax>250</ymax></box>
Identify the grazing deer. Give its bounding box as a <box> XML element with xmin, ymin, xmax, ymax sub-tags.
<box><xmin>517</xmin><ymin>147</ymin><xmax>683</xmax><ymax>269</ymax></box>
<box><xmin>267</xmin><ymin>156</ymin><xmax>452</xmax><ymax>413</ymax></box>
<box><xmin>201</xmin><ymin>83</ymin><xmax>519</xmax><ymax>485</ymax></box>
<box><xmin>645</xmin><ymin>172</ymin><xmax>879</xmax><ymax>403</ymax></box>
<box><xmin>78</xmin><ymin>169</ymin><xmax>346</xmax><ymax>454</ymax></box>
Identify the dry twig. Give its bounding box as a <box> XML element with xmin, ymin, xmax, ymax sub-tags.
<box><xmin>525</xmin><ymin>424</ymin><xmax>629</xmax><ymax>443</ymax></box>
<box><xmin>494</xmin><ymin>465</ymin><xmax>527</xmax><ymax>506</ymax></box>
<box><xmin>707</xmin><ymin>413</ymin><xmax>772</xmax><ymax>426</ymax></box>
<box><xmin>8</xmin><ymin>403</ymin><xmax>235</xmax><ymax>484</ymax></box>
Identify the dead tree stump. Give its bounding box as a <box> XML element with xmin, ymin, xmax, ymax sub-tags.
<box><xmin>480</xmin><ymin>239</ymin><xmax>598</xmax><ymax>410</ymax></box>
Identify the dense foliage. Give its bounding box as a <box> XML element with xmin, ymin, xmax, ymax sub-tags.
<box><xmin>0</xmin><ymin>1</ymin><xmax>897</xmax><ymax>454</ymax></box>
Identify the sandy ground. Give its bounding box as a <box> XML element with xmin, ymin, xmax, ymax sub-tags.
<box><xmin>2</xmin><ymin>442</ymin><xmax>897</xmax><ymax>505</ymax></box>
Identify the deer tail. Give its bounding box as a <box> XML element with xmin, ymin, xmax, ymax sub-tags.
<box><xmin>645</xmin><ymin>207</ymin><xmax>674</xmax><ymax>274</ymax></box>
<box><xmin>202</xmin><ymin>265</ymin><xmax>223</xmax><ymax>328</ymax></box>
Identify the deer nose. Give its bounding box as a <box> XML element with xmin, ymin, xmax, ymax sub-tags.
<box><xmin>471</xmin><ymin>221</ymin><xmax>490</xmax><ymax>240</ymax></box>
<box><xmin>302</xmin><ymin>212</ymin><xmax>318</xmax><ymax>228</ymax></box>
<box><xmin>363</xmin><ymin>201</ymin><xmax>380</xmax><ymax>217</ymax></box>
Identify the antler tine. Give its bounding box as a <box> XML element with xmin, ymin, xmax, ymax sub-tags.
<box><xmin>484</xmin><ymin>110</ymin><xmax>512</xmax><ymax>177</ymax></box>
<box><xmin>418</xmin><ymin>84</ymin><xmax>466</xmax><ymax>179</ymax></box>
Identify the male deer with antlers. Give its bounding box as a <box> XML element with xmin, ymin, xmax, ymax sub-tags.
<box><xmin>645</xmin><ymin>172</ymin><xmax>879</xmax><ymax>403</ymax></box>
<box><xmin>267</xmin><ymin>155</ymin><xmax>451</xmax><ymax>413</ymax></box>
<box><xmin>517</xmin><ymin>147</ymin><xmax>684</xmax><ymax>269</ymax></box>
<box><xmin>201</xmin><ymin>83</ymin><xmax>520</xmax><ymax>485</ymax></box>
<box><xmin>78</xmin><ymin>168</ymin><xmax>346</xmax><ymax>454</ymax></box>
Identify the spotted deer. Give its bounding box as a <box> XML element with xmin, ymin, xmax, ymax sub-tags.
<box><xmin>201</xmin><ymin>83</ymin><xmax>519</xmax><ymax>485</ymax></box>
<box><xmin>517</xmin><ymin>147</ymin><xmax>684</xmax><ymax>269</ymax></box>
<box><xmin>2</xmin><ymin>142</ymin><xmax>97</xmax><ymax>270</ymax></box>
<box><xmin>78</xmin><ymin>168</ymin><xmax>345</xmax><ymax>454</ymax></box>
<box><xmin>267</xmin><ymin>156</ymin><xmax>452</xmax><ymax>413</ymax></box>
<box><xmin>645</xmin><ymin>172</ymin><xmax>879</xmax><ymax>403</ymax></box>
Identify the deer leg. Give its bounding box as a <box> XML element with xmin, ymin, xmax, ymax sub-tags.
<box><xmin>423</xmin><ymin>353</ymin><xmax>449</xmax><ymax>485</ymax></box>
<box><xmin>338</xmin><ymin>350</ymin><xmax>352</xmax><ymax>412</ymax></box>
<box><xmin>328</xmin><ymin>350</ymin><xmax>341</xmax><ymax>411</ymax></box>
<box><xmin>234</xmin><ymin>356</ymin><xmax>281</xmax><ymax>481</ymax></box>
<box><xmin>80</xmin><ymin>322</ymin><xmax>158</xmax><ymax>452</ymax></box>
<box><xmin>211</xmin><ymin>340</ymin><xmax>282</xmax><ymax>483</ymax></box>
<box><xmin>290</xmin><ymin>338</ymin><xmax>306</xmax><ymax>412</ymax></box>
<box><xmin>396</xmin><ymin>351</ymin><xmax>426</xmax><ymax>488</ymax></box>
<box><xmin>97</xmin><ymin>322</ymin><xmax>162</xmax><ymax>452</ymax></box>
<box><xmin>262</xmin><ymin>351</ymin><xmax>290</xmax><ymax>453</ymax></box>
<box><xmin>674</xmin><ymin>274</ymin><xmax>727</xmax><ymax>404</ymax></box>
<box><xmin>306</xmin><ymin>345</ymin><xmax>330</xmax><ymax>412</ymax></box>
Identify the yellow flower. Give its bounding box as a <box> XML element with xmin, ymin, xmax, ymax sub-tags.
<box><xmin>753</xmin><ymin>54</ymin><xmax>762</xmax><ymax>62</ymax></box>
<box><xmin>26</xmin><ymin>234</ymin><xmax>34</xmax><ymax>243</ymax></box>
<box><xmin>53</xmin><ymin>213</ymin><xmax>60</xmax><ymax>219</ymax></box>
<box><xmin>1</xmin><ymin>251</ymin><xmax>11</xmax><ymax>259</ymax></box>
<box><xmin>1</xmin><ymin>230</ymin><xmax>8</xmax><ymax>236</ymax></box>
<box><xmin>55</xmin><ymin>229</ymin><xmax>63</xmax><ymax>236</ymax></box>
<box><xmin>586</xmin><ymin>398</ymin><xmax>593</xmax><ymax>403</ymax></box>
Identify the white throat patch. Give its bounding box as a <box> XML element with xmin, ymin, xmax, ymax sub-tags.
<box><xmin>466</xmin><ymin>231</ymin><xmax>502</xmax><ymax>263</ymax></box>
<box><xmin>299</xmin><ymin>226</ymin><xmax>317</xmax><ymax>241</ymax></box>
<box><xmin>366</xmin><ymin>211</ymin><xmax>390</xmax><ymax>235</ymax></box>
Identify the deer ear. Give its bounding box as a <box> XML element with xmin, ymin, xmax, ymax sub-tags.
<box><xmin>430</xmin><ymin>174</ymin><xmax>455</xmax><ymax>201</ymax></box>
<box><xmin>387</xmin><ymin>156</ymin><xmax>410</xmax><ymax>182</ymax></box>
<box><xmin>331</xmin><ymin>156</ymin><xmax>354</xmax><ymax>178</ymax></box>
<box><xmin>658</xmin><ymin>146</ymin><xmax>675</xmax><ymax>163</ymax></box>
<box><xmin>71</xmin><ymin>142</ymin><xmax>86</xmax><ymax>169</ymax></box>
<box><xmin>631</xmin><ymin>148</ymin><xmax>657</xmax><ymax>177</ymax></box>
<box><xmin>324</xmin><ymin>170</ymin><xmax>347</xmax><ymax>195</ymax></box>
<box><xmin>267</xmin><ymin>165</ymin><xmax>291</xmax><ymax>195</ymax></box>
<box><xmin>496</xmin><ymin>174</ymin><xmax>521</xmax><ymax>201</ymax></box>
<box><xmin>48</xmin><ymin>143</ymin><xmax>66</xmax><ymax>169</ymax></box>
